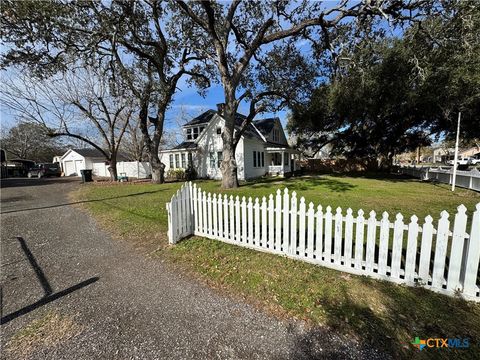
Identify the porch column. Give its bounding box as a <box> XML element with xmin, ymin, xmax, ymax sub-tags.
<box><xmin>281</xmin><ymin>152</ymin><xmax>284</xmax><ymax>174</ymax></box>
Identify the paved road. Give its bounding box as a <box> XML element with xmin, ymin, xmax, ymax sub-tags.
<box><xmin>1</xmin><ymin>177</ymin><xmax>389</xmax><ymax>359</ymax></box>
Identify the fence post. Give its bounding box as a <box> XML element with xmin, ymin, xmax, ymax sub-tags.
<box><xmin>344</xmin><ymin>208</ymin><xmax>354</xmax><ymax>268</ymax></box>
<box><xmin>354</xmin><ymin>209</ymin><xmax>365</xmax><ymax>270</ymax></box>
<box><xmin>241</xmin><ymin>196</ymin><xmax>247</xmax><ymax>244</ymax></box>
<box><xmin>283</xmin><ymin>188</ymin><xmax>290</xmax><ymax>253</ymax></box>
<box><xmin>463</xmin><ymin>204</ymin><xmax>480</xmax><ymax>297</ymax></box>
<box><xmin>334</xmin><ymin>207</ymin><xmax>343</xmax><ymax>265</ymax></box>
<box><xmin>432</xmin><ymin>211</ymin><xmax>450</xmax><ymax>290</ymax></box>
<box><xmin>298</xmin><ymin>197</ymin><xmax>306</xmax><ymax>257</ymax></box>
<box><xmin>275</xmin><ymin>189</ymin><xmax>282</xmax><ymax>252</ymax></box>
<box><xmin>290</xmin><ymin>191</ymin><xmax>298</xmax><ymax>256</ymax></box>
<box><xmin>365</xmin><ymin>210</ymin><xmax>377</xmax><ymax>273</ymax></box>
<box><xmin>391</xmin><ymin>213</ymin><xmax>404</xmax><ymax>279</ymax></box>
<box><xmin>418</xmin><ymin>215</ymin><xmax>434</xmax><ymax>283</ymax></box>
<box><xmin>315</xmin><ymin>205</ymin><xmax>323</xmax><ymax>262</ymax></box>
<box><xmin>447</xmin><ymin>205</ymin><xmax>468</xmax><ymax>292</ymax></box>
<box><xmin>405</xmin><ymin>215</ymin><xmax>419</xmax><ymax>284</ymax></box>
<box><xmin>378</xmin><ymin>212</ymin><xmax>390</xmax><ymax>276</ymax></box>
<box><xmin>261</xmin><ymin>197</ymin><xmax>267</xmax><ymax>248</ymax></box>
<box><xmin>268</xmin><ymin>195</ymin><xmax>274</xmax><ymax>249</ymax></box>
<box><xmin>324</xmin><ymin>206</ymin><xmax>333</xmax><ymax>263</ymax></box>
<box><xmin>307</xmin><ymin>202</ymin><xmax>315</xmax><ymax>259</ymax></box>
<box><xmin>254</xmin><ymin>197</ymin><xmax>260</xmax><ymax>246</ymax></box>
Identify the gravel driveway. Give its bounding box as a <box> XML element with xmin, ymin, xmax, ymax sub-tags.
<box><xmin>1</xmin><ymin>177</ymin><xmax>389</xmax><ymax>359</ymax></box>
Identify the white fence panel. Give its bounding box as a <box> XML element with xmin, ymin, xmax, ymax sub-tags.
<box><xmin>167</xmin><ymin>182</ymin><xmax>480</xmax><ymax>302</ymax></box>
<box><xmin>399</xmin><ymin>166</ymin><xmax>480</xmax><ymax>192</ymax></box>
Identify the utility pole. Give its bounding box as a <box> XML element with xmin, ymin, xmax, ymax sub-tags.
<box><xmin>451</xmin><ymin>112</ymin><xmax>461</xmax><ymax>191</ymax></box>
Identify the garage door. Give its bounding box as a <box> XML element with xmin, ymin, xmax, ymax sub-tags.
<box><xmin>75</xmin><ymin>160</ymin><xmax>83</xmax><ymax>176</ymax></box>
<box><xmin>64</xmin><ymin>161</ymin><xmax>75</xmax><ymax>176</ymax></box>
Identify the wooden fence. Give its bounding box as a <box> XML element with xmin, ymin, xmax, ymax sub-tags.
<box><xmin>166</xmin><ymin>182</ymin><xmax>480</xmax><ymax>301</ymax></box>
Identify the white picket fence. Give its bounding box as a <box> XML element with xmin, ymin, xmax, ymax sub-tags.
<box><xmin>400</xmin><ymin>166</ymin><xmax>480</xmax><ymax>192</ymax></box>
<box><xmin>166</xmin><ymin>182</ymin><xmax>480</xmax><ymax>301</ymax></box>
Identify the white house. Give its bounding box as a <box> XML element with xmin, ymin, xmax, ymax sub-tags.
<box><xmin>159</xmin><ymin>108</ymin><xmax>298</xmax><ymax>180</ymax></box>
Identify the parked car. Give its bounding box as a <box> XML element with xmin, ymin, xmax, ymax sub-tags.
<box><xmin>27</xmin><ymin>163</ymin><xmax>61</xmax><ymax>178</ymax></box>
<box><xmin>447</xmin><ymin>157</ymin><xmax>472</xmax><ymax>166</ymax></box>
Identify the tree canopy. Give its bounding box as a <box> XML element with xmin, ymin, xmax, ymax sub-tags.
<box><xmin>288</xmin><ymin>0</ymin><xmax>480</xmax><ymax>167</ymax></box>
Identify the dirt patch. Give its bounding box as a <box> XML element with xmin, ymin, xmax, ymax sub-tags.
<box><xmin>6</xmin><ymin>312</ymin><xmax>83</xmax><ymax>358</ymax></box>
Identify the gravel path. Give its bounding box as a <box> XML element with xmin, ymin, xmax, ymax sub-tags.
<box><xmin>1</xmin><ymin>178</ymin><xmax>390</xmax><ymax>359</ymax></box>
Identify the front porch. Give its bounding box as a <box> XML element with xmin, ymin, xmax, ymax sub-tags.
<box><xmin>266</xmin><ymin>146</ymin><xmax>299</xmax><ymax>177</ymax></box>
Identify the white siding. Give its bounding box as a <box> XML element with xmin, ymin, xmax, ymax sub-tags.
<box><xmin>61</xmin><ymin>150</ymin><xmax>86</xmax><ymax>176</ymax></box>
<box><xmin>242</xmin><ymin>138</ymin><xmax>267</xmax><ymax>179</ymax></box>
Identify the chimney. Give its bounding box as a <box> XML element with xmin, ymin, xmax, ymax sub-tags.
<box><xmin>216</xmin><ymin>103</ymin><xmax>225</xmax><ymax>116</ymax></box>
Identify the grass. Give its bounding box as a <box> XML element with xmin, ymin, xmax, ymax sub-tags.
<box><xmin>75</xmin><ymin>173</ymin><xmax>480</xmax><ymax>359</ymax></box>
<box><xmin>6</xmin><ymin>311</ymin><xmax>82</xmax><ymax>358</ymax></box>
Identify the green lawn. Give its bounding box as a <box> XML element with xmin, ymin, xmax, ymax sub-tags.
<box><xmin>75</xmin><ymin>174</ymin><xmax>480</xmax><ymax>359</ymax></box>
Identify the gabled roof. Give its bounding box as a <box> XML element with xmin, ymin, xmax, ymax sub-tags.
<box><xmin>171</xmin><ymin>142</ymin><xmax>198</xmax><ymax>150</ymax></box>
<box><xmin>253</xmin><ymin>118</ymin><xmax>278</xmax><ymax>137</ymax></box>
<box><xmin>62</xmin><ymin>148</ymin><xmax>128</xmax><ymax>160</ymax></box>
<box><xmin>183</xmin><ymin>110</ymin><xmax>217</xmax><ymax>126</ymax></box>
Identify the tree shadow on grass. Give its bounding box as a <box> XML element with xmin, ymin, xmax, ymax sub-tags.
<box><xmin>243</xmin><ymin>176</ymin><xmax>358</xmax><ymax>193</ymax></box>
<box><xmin>289</xmin><ymin>276</ymin><xmax>480</xmax><ymax>360</ymax></box>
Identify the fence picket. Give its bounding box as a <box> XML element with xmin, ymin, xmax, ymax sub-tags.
<box><xmin>202</xmin><ymin>191</ymin><xmax>208</xmax><ymax>235</ymax></box>
<box><xmin>404</xmin><ymin>215</ymin><xmax>419</xmax><ymax>284</ymax></box>
<box><xmin>391</xmin><ymin>214</ymin><xmax>404</xmax><ymax>279</ymax></box>
<box><xmin>207</xmin><ymin>192</ymin><xmax>212</xmax><ymax>237</ymax></box>
<box><xmin>315</xmin><ymin>205</ymin><xmax>323</xmax><ymax>261</ymax></box>
<box><xmin>378</xmin><ymin>212</ymin><xmax>390</xmax><ymax>275</ymax></box>
<box><xmin>254</xmin><ymin>198</ymin><xmax>260</xmax><ymax>246</ymax></box>
<box><xmin>432</xmin><ymin>211</ymin><xmax>450</xmax><ymax>290</ymax></box>
<box><xmin>167</xmin><ymin>183</ymin><xmax>480</xmax><ymax>302</ymax></box>
<box><xmin>354</xmin><ymin>210</ymin><xmax>365</xmax><ymax>270</ymax></box>
<box><xmin>324</xmin><ymin>206</ymin><xmax>333</xmax><ymax>263</ymax></box>
<box><xmin>447</xmin><ymin>205</ymin><xmax>468</xmax><ymax>291</ymax></box>
<box><xmin>283</xmin><ymin>189</ymin><xmax>290</xmax><ymax>254</ymax></box>
<box><xmin>275</xmin><ymin>190</ymin><xmax>282</xmax><ymax>251</ymax></box>
<box><xmin>344</xmin><ymin>208</ymin><xmax>354</xmax><ymax>268</ymax></box>
<box><xmin>365</xmin><ymin>210</ymin><xmax>376</xmax><ymax>273</ymax></box>
<box><xmin>193</xmin><ymin>183</ymin><xmax>198</xmax><ymax>233</ymax></box>
<box><xmin>290</xmin><ymin>192</ymin><xmax>298</xmax><ymax>255</ymax></box>
<box><xmin>242</xmin><ymin>197</ymin><xmax>247</xmax><ymax>244</ymax></box>
<box><xmin>233</xmin><ymin>196</ymin><xmax>238</xmax><ymax>242</ymax></box>
<box><xmin>463</xmin><ymin>204</ymin><xmax>480</xmax><ymax>297</ymax></box>
<box><xmin>268</xmin><ymin>195</ymin><xmax>274</xmax><ymax>249</ymax></box>
<box><xmin>213</xmin><ymin>194</ymin><xmax>218</xmax><ymax>238</ymax></box>
<box><xmin>418</xmin><ymin>216</ymin><xmax>434</xmax><ymax>283</ymax></box>
<box><xmin>247</xmin><ymin>197</ymin><xmax>253</xmax><ymax>245</ymax></box>
<box><xmin>261</xmin><ymin>197</ymin><xmax>267</xmax><ymax>248</ymax></box>
<box><xmin>334</xmin><ymin>207</ymin><xmax>343</xmax><ymax>265</ymax></box>
<box><xmin>299</xmin><ymin>197</ymin><xmax>306</xmax><ymax>257</ymax></box>
<box><xmin>307</xmin><ymin>202</ymin><xmax>315</xmax><ymax>259</ymax></box>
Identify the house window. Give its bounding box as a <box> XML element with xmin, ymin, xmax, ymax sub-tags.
<box><xmin>200</xmin><ymin>126</ymin><xmax>205</xmax><ymax>133</ymax></box>
<box><xmin>253</xmin><ymin>151</ymin><xmax>257</xmax><ymax>167</ymax></box>
<box><xmin>209</xmin><ymin>152</ymin><xmax>215</xmax><ymax>168</ymax></box>
<box><xmin>261</xmin><ymin>152</ymin><xmax>264</xmax><ymax>167</ymax></box>
<box><xmin>186</xmin><ymin>128</ymin><xmax>192</xmax><ymax>140</ymax></box>
<box><xmin>175</xmin><ymin>154</ymin><xmax>179</xmax><ymax>168</ymax></box>
<box><xmin>188</xmin><ymin>152</ymin><xmax>193</xmax><ymax>166</ymax></box>
<box><xmin>273</xmin><ymin>129</ymin><xmax>279</xmax><ymax>142</ymax></box>
<box><xmin>257</xmin><ymin>151</ymin><xmax>261</xmax><ymax>168</ymax></box>
<box><xmin>169</xmin><ymin>154</ymin><xmax>174</xmax><ymax>168</ymax></box>
<box><xmin>217</xmin><ymin>152</ymin><xmax>223</xmax><ymax>168</ymax></box>
<box><xmin>181</xmin><ymin>153</ymin><xmax>186</xmax><ymax>168</ymax></box>
<box><xmin>193</xmin><ymin>127</ymin><xmax>199</xmax><ymax>139</ymax></box>
<box><xmin>284</xmin><ymin>153</ymin><xmax>289</xmax><ymax>165</ymax></box>
<box><xmin>216</xmin><ymin>127</ymin><xmax>222</xmax><ymax>135</ymax></box>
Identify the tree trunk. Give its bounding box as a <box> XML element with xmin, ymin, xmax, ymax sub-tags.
<box><xmin>220</xmin><ymin>105</ymin><xmax>239</xmax><ymax>189</ymax></box>
<box><xmin>107</xmin><ymin>155</ymin><xmax>118</xmax><ymax>181</ymax></box>
<box><xmin>150</xmin><ymin>153</ymin><xmax>165</xmax><ymax>184</ymax></box>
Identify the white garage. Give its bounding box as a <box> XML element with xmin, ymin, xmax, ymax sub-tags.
<box><xmin>60</xmin><ymin>148</ymin><xmax>108</xmax><ymax>177</ymax></box>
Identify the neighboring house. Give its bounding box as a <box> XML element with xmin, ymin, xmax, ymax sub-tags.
<box><xmin>432</xmin><ymin>147</ymin><xmax>455</xmax><ymax>163</ymax></box>
<box><xmin>460</xmin><ymin>146</ymin><xmax>480</xmax><ymax>160</ymax></box>
<box><xmin>60</xmin><ymin>149</ymin><xmax>128</xmax><ymax>177</ymax></box>
<box><xmin>159</xmin><ymin>108</ymin><xmax>298</xmax><ymax>180</ymax></box>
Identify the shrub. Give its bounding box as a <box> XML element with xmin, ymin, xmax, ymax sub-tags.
<box><xmin>185</xmin><ymin>165</ymin><xmax>197</xmax><ymax>181</ymax></box>
<box><xmin>166</xmin><ymin>169</ymin><xmax>185</xmax><ymax>181</ymax></box>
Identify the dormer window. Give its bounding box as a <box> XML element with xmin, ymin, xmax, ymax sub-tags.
<box><xmin>193</xmin><ymin>127</ymin><xmax>199</xmax><ymax>139</ymax></box>
<box><xmin>186</xmin><ymin>128</ymin><xmax>192</xmax><ymax>140</ymax></box>
<box><xmin>216</xmin><ymin>127</ymin><xmax>222</xmax><ymax>135</ymax></box>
